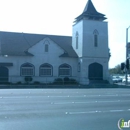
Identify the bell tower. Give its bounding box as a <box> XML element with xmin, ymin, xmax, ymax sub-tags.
<box><xmin>72</xmin><ymin>0</ymin><xmax>109</xmax><ymax>84</ymax></box>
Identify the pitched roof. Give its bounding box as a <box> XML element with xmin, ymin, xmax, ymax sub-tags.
<box><xmin>74</xmin><ymin>0</ymin><xmax>106</xmax><ymax>23</ymax></box>
<box><xmin>0</xmin><ymin>31</ymin><xmax>78</xmax><ymax>58</ymax></box>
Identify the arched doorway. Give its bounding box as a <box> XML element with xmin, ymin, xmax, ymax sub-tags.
<box><xmin>88</xmin><ymin>63</ymin><xmax>103</xmax><ymax>80</ymax></box>
<box><xmin>0</xmin><ymin>66</ymin><xmax>9</xmax><ymax>83</ymax></box>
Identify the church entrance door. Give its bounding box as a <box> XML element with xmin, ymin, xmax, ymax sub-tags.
<box><xmin>88</xmin><ymin>63</ymin><xmax>103</xmax><ymax>80</ymax></box>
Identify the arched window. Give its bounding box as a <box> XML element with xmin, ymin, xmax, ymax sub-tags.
<box><xmin>45</xmin><ymin>44</ymin><xmax>49</xmax><ymax>52</ymax></box>
<box><xmin>21</xmin><ymin>63</ymin><xmax>34</xmax><ymax>76</ymax></box>
<box><xmin>59</xmin><ymin>64</ymin><xmax>71</xmax><ymax>76</ymax></box>
<box><xmin>39</xmin><ymin>63</ymin><xmax>52</xmax><ymax>76</ymax></box>
<box><xmin>93</xmin><ymin>30</ymin><xmax>99</xmax><ymax>47</ymax></box>
<box><xmin>44</xmin><ymin>40</ymin><xmax>49</xmax><ymax>52</ymax></box>
<box><xmin>76</xmin><ymin>32</ymin><xmax>79</xmax><ymax>49</ymax></box>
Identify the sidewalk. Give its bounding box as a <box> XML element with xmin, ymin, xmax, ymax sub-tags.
<box><xmin>0</xmin><ymin>83</ymin><xmax>130</xmax><ymax>89</ymax></box>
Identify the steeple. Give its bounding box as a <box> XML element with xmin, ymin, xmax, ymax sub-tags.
<box><xmin>74</xmin><ymin>0</ymin><xmax>107</xmax><ymax>23</ymax></box>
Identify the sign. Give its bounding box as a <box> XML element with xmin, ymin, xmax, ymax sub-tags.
<box><xmin>118</xmin><ymin>118</ymin><xmax>130</xmax><ymax>130</ymax></box>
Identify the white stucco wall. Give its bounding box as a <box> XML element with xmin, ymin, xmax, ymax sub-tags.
<box><xmin>0</xmin><ymin>18</ymin><xmax>110</xmax><ymax>85</ymax></box>
<box><xmin>0</xmin><ymin>37</ymin><xmax>78</xmax><ymax>83</ymax></box>
<box><xmin>72</xmin><ymin>21</ymin><xmax>83</xmax><ymax>57</ymax></box>
<box><xmin>72</xmin><ymin>19</ymin><xmax>109</xmax><ymax>59</ymax></box>
<box><xmin>72</xmin><ymin>19</ymin><xmax>109</xmax><ymax>84</ymax></box>
<box><xmin>77</xmin><ymin>57</ymin><xmax>109</xmax><ymax>84</ymax></box>
<box><xmin>82</xmin><ymin>19</ymin><xmax>109</xmax><ymax>58</ymax></box>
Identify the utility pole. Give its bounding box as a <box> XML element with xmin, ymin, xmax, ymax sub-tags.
<box><xmin>126</xmin><ymin>26</ymin><xmax>130</xmax><ymax>85</ymax></box>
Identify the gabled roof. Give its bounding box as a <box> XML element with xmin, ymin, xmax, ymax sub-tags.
<box><xmin>74</xmin><ymin>0</ymin><xmax>107</xmax><ymax>23</ymax></box>
<box><xmin>0</xmin><ymin>31</ymin><xmax>78</xmax><ymax>58</ymax></box>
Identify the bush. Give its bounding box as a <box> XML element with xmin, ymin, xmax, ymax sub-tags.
<box><xmin>53</xmin><ymin>77</ymin><xmax>78</xmax><ymax>85</ymax></box>
<box><xmin>69</xmin><ymin>78</ymin><xmax>78</xmax><ymax>84</ymax></box>
<box><xmin>0</xmin><ymin>81</ymin><xmax>11</xmax><ymax>84</ymax></box>
<box><xmin>16</xmin><ymin>81</ymin><xmax>22</xmax><ymax>85</ymax></box>
<box><xmin>53</xmin><ymin>78</ymin><xmax>63</xmax><ymax>84</ymax></box>
<box><xmin>63</xmin><ymin>77</ymin><xmax>70</xmax><ymax>84</ymax></box>
<box><xmin>33</xmin><ymin>81</ymin><xmax>40</xmax><ymax>85</ymax></box>
<box><xmin>24</xmin><ymin>76</ymin><xmax>33</xmax><ymax>83</ymax></box>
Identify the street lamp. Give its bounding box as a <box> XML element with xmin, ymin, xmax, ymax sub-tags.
<box><xmin>125</xmin><ymin>26</ymin><xmax>130</xmax><ymax>84</ymax></box>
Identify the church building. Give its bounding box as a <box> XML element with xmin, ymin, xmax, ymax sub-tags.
<box><xmin>0</xmin><ymin>0</ymin><xmax>110</xmax><ymax>85</ymax></box>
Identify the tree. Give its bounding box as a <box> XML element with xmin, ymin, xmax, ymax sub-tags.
<box><xmin>109</xmin><ymin>64</ymin><xmax>122</xmax><ymax>74</ymax></box>
<box><xmin>108</xmin><ymin>48</ymin><xmax>111</xmax><ymax>61</ymax></box>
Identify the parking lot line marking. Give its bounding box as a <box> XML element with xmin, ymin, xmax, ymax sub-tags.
<box><xmin>109</xmin><ymin>110</ymin><xmax>124</xmax><ymax>112</ymax></box>
<box><xmin>54</xmin><ymin>102</ymin><xmax>73</xmax><ymax>105</ymax></box>
<box><xmin>69</xmin><ymin>111</ymin><xmax>97</xmax><ymax>114</ymax></box>
<box><xmin>97</xmin><ymin>100</ymin><xmax>119</xmax><ymax>103</ymax></box>
<box><xmin>53</xmin><ymin>99</ymin><xmax>130</xmax><ymax>105</ymax></box>
<box><xmin>67</xmin><ymin>109</ymin><xmax>126</xmax><ymax>115</ymax></box>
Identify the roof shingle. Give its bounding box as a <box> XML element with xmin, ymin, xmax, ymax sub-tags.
<box><xmin>74</xmin><ymin>0</ymin><xmax>107</xmax><ymax>23</ymax></box>
<box><xmin>0</xmin><ymin>31</ymin><xmax>78</xmax><ymax>58</ymax></box>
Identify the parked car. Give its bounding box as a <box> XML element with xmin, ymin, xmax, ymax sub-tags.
<box><xmin>112</xmin><ymin>76</ymin><xmax>122</xmax><ymax>83</ymax></box>
<box><xmin>122</xmin><ymin>77</ymin><xmax>130</xmax><ymax>83</ymax></box>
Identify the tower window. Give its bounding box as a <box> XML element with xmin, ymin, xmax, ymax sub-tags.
<box><xmin>93</xmin><ymin>30</ymin><xmax>99</xmax><ymax>47</ymax></box>
<box><xmin>45</xmin><ymin>44</ymin><xmax>49</xmax><ymax>52</ymax></box>
<box><xmin>94</xmin><ymin>34</ymin><xmax>98</xmax><ymax>47</ymax></box>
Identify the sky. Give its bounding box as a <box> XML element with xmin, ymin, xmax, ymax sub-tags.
<box><xmin>0</xmin><ymin>0</ymin><xmax>130</xmax><ymax>68</ymax></box>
